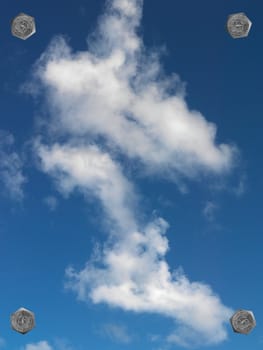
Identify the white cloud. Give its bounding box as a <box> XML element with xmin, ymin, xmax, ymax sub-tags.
<box><xmin>24</xmin><ymin>341</ymin><xmax>53</xmax><ymax>350</ymax></box>
<box><xmin>29</xmin><ymin>0</ymin><xmax>237</xmax><ymax>181</ymax></box>
<box><xmin>43</xmin><ymin>195</ymin><xmax>58</xmax><ymax>211</ymax></box>
<box><xmin>36</xmin><ymin>142</ymin><xmax>232</xmax><ymax>347</ymax></box>
<box><xmin>101</xmin><ymin>323</ymin><xmax>133</xmax><ymax>344</ymax></box>
<box><xmin>28</xmin><ymin>0</ymin><xmax>238</xmax><ymax>347</ymax></box>
<box><xmin>0</xmin><ymin>130</ymin><xmax>26</xmax><ymax>200</ymax></box>
<box><xmin>36</xmin><ymin>142</ymin><xmax>137</xmax><ymax>233</ymax></box>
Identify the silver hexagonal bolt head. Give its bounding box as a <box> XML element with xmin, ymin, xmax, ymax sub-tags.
<box><xmin>11</xmin><ymin>307</ymin><xmax>35</xmax><ymax>334</ymax></box>
<box><xmin>11</xmin><ymin>13</ymin><xmax>36</xmax><ymax>40</ymax></box>
<box><xmin>230</xmin><ymin>309</ymin><xmax>256</xmax><ymax>334</ymax></box>
<box><xmin>226</xmin><ymin>13</ymin><xmax>252</xmax><ymax>39</ymax></box>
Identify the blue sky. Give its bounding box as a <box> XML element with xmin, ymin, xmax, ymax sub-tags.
<box><xmin>0</xmin><ymin>0</ymin><xmax>262</xmax><ymax>349</ymax></box>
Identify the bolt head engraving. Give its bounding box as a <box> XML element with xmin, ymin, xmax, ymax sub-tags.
<box><xmin>230</xmin><ymin>310</ymin><xmax>256</xmax><ymax>334</ymax></box>
<box><xmin>226</xmin><ymin>13</ymin><xmax>252</xmax><ymax>39</ymax></box>
<box><xmin>11</xmin><ymin>307</ymin><xmax>35</xmax><ymax>334</ymax></box>
<box><xmin>11</xmin><ymin>13</ymin><xmax>36</xmax><ymax>40</ymax></box>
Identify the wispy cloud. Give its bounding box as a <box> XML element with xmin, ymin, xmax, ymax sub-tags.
<box><xmin>0</xmin><ymin>337</ymin><xmax>5</xmax><ymax>348</ymax></box>
<box><xmin>0</xmin><ymin>130</ymin><xmax>26</xmax><ymax>200</ymax></box>
<box><xmin>23</xmin><ymin>339</ymin><xmax>74</xmax><ymax>350</ymax></box>
<box><xmin>37</xmin><ymin>143</ymin><xmax>137</xmax><ymax>233</ymax></box>
<box><xmin>202</xmin><ymin>201</ymin><xmax>218</xmax><ymax>222</ymax></box>
<box><xmin>53</xmin><ymin>338</ymin><xmax>74</xmax><ymax>350</ymax></box>
<box><xmin>27</xmin><ymin>0</ymin><xmax>237</xmax><ymax>347</ymax></box>
<box><xmin>24</xmin><ymin>340</ymin><xmax>53</xmax><ymax>350</ymax></box>
<box><xmin>43</xmin><ymin>195</ymin><xmax>58</xmax><ymax>211</ymax></box>
<box><xmin>148</xmin><ymin>333</ymin><xmax>161</xmax><ymax>342</ymax></box>
<box><xmin>100</xmin><ymin>323</ymin><xmax>133</xmax><ymax>344</ymax></box>
<box><xmin>233</xmin><ymin>174</ymin><xmax>246</xmax><ymax>196</ymax></box>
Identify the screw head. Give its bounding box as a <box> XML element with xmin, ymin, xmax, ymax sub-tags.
<box><xmin>226</xmin><ymin>13</ymin><xmax>252</xmax><ymax>39</ymax></box>
<box><xmin>230</xmin><ymin>309</ymin><xmax>256</xmax><ymax>334</ymax></box>
<box><xmin>11</xmin><ymin>13</ymin><xmax>36</xmax><ymax>40</ymax></box>
<box><xmin>11</xmin><ymin>307</ymin><xmax>35</xmax><ymax>334</ymax></box>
